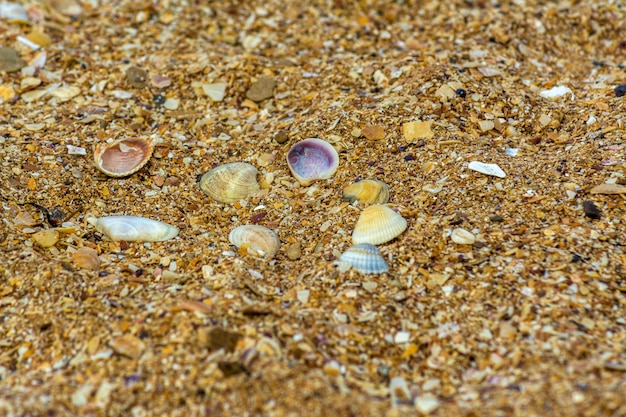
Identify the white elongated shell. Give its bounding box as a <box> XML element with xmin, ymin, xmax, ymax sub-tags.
<box><xmin>200</xmin><ymin>162</ymin><xmax>260</xmax><ymax>203</ymax></box>
<box><xmin>94</xmin><ymin>137</ymin><xmax>155</xmax><ymax>177</ymax></box>
<box><xmin>468</xmin><ymin>161</ymin><xmax>506</xmax><ymax>178</ymax></box>
<box><xmin>87</xmin><ymin>216</ymin><xmax>178</xmax><ymax>242</ymax></box>
<box><xmin>451</xmin><ymin>228</ymin><xmax>475</xmax><ymax>245</ymax></box>
<box><xmin>286</xmin><ymin>138</ymin><xmax>339</xmax><ymax>186</ymax></box>
<box><xmin>339</xmin><ymin>243</ymin><xmax>388</xmax><ymax>274</ymax></box>
<box><xmin>352</xmin><ymin>205</ymin><xmax>407</xmax><ymax>245</ymax></box>
<box><xmin>228</xmin><ymin>225</ymin><xmax>280</xmax><ymax>258</ymax></box>
<box><xmin>342</xmin><ymin>179</ymin><xmax>390</xmax><ymax>205</ymax></box>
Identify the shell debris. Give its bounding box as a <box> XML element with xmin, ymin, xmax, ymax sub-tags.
<box><xmin>87</xmin><ymin>215</ymin><xmax>178</xmax><ymax>242</ymax></box>
<box><xmin>468</xmin><ymin>161</ymin><xmax>506</xmax><ymax>178</ymax></box>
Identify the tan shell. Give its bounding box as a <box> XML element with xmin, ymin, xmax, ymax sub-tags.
<box><xmin>200</xmin><ymin>162</ymin><xmax>260</xmax><ymax>203</ymax></box>
<box><xmin>72</xmin><ymin>247</ymin><xmax>100</xmax><ymax>270</ymax></box>
<box><xmin>228</xmin><ymin>225</ymin><xmax>280</xmax><ymax>258</ymax></box>
<box><xmin>352</xmin><ymin>205</ymin><xmax>407</xmax><ymax>245</ymax></box>
<box><xmin>94</xmin><ymin>138</ymin><xmax>154</xmax><ymax>177</ymax></box>
<box><xmin>342</xmin><ymin>179</ymin><xmax>390</xmax><ymax>205</ymax></box>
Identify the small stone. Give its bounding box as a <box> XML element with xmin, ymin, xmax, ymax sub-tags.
<box><xmin>455</xmin><ymin>88</ymin><xmax>467</xmax><ymax>98</ymax></box>
<box><xmin>296</xmin><ymin>289</ymin><xmax>310</xmax><ymax>304</ymax></box>
<box><xmin>0</xmin><ymin>84</ymin><xmax>17</xmax><ymax>102</ymax></box>
<box><xmin>403</xmin><ymin>121</ymin><xmax>433</xmax><ymax>142</ymax></box>
<box><xmin>150</xmin><ymin>74</ymin><xmax>171</xmax><ymax>88</ymax></box>
<box><xmin>361</xmin><ymin>125</ymin><xmax>385</xmax><ymax>140</ymax></box>
<box><xmin>0</xmin><ymin>47</ymin><xmax>26</xmax><ymax>73</ymax></box>
<box><xmin>468</xmin><ymin>161</ymin><xmax>506</xmax><ymax>178</ymax></box>
<box><xmin>32</xmin><ymin>229</ymin><xmax>59</xmax><ymax>248</ymax></box>
<box><xmin>246</xmin><ymin>76</ymin><xmax>276</xmax><ymax>102</ymax></box>
<box><xmin>451</xmin><ymin>228</ymin><xmax>475</xmax><ymax>245</ymax></box>
<box><xmin>478</xmin><ymin>120</ymin><xmax>494</xmax><ymax>132</ymax></box>
<box><xmin>49</xmin><ymin>86</ymin><xmax>81</xmax><ymax>101</ymax></box>
<box><xmin>539</xmin><ymin>85</ymin><xmax>572</xmax><ymax>99</ymax></box>
<box><xmin>490</xmin><ymin>214</ymin><xmax>504</xmax><ymax>223</ymax></box>
<box><xmin>111</xmin><ymin>334</ymin><xmax>145</xmax><ymax>359</ymax></box>
<box><xmin>19</xmin><ymin>77</ymin><xmax>41</xmax><ymax>92</ymax></box>
<box><xmin>583</xmin><ymin>200</ymin><xmax>602</xmax><ymax>219</ymax></box>
<box><xmin>286</xmin><ymin>242</ymin><xmax>302</xmax><ymax>260</ymax></box>
<box><xmin>614</xmin><ymin>85</ymin><xmax>626</xmax><ymax>98</ymax></box>
<box><xmin>274</xmin><ymin>130</ymin><xmax>289</xmax><ymax>144</ymax></box>
<box><xmin>126</xmin><ymin>66</ymin><xmax>147</xmax><ymax>88</ymax></box>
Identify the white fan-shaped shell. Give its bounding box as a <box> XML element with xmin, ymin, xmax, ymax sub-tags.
<box><xmin>352</xmin><ymin>205</ymin><xmax>407</xmax><ymax>245</ymax></box>
<box><xmin>228</xmin><ymin>225</ymin><xmax>280</xmax><ymax>257</ymax></box>
<box><xmin>87</xmin><ymin>216</ymin><xmax>178</xmax><ymax>242</ymax></box>
<box><xmin>339</xmin><ymin>243</ymin><xmax>388</xmax><ymax>274</ymax></box>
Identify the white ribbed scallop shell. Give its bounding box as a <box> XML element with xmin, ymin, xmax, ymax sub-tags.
<box><xmin>339</xmin><ymin>243</ymin><xmax>388</xmax><ymax>274</ymax></box>
<box><xmin>352</xmin><ymin>205</ymin><xmax>407</xmax><ymax>245</ymax></box>
<box><xmin>87</xmin><ymin>216</ymin><xmax>178</xmax><ymax>242</ymax></box>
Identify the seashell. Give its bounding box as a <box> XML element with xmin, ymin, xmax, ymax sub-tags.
<box><xmin>94</xmin><ymin>138</ymin><xmax>154</xmax><ymax>177</ymax></box>
<box><xmin>200</xmin><ymin>162</ymin><xmax>260</xmax><ymax>203</ymax></box>
<box><xmin>228</xmin><ymin>225</ymin><xmax>280</xmax><ymax>258</ymax></box>
<box><xmin>450</xmin><ymin>228</ymin><xmax>475</xmax><ymax>245</ymax></box>
<box><xmin>87</xmin><ymin>215</ymin><xmax>178</xmax><ymax>242</ymax></box>
<box><xmin>72</xmin><ymin>247</ymin><xmax>100</xmax><ymax>270</ymax></box>
<box><xmin>286</xmin><ymin>138</ymin><xmax>339</xmax><ymax>186</ymax></box>
<box><xmin>339</xmin><ymin>243</ymin><xmax>388</xmax><ymax>274</ymax></box>
<box><xmin>342</xmin><ymin>179</ymin><xmax>390</xmax><ymax>205</ymax></box>
<box><xmin>352</xmin><ymin>205</ymin><xmax>407</xmax><ymax>245</ymax></box>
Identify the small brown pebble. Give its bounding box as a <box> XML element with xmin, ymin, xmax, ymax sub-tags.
<box><xmin>217</xmin><ymin>361</ymin><xmax>247</xmax><ymax>377</ymax></box>
<box><xmin>274</xmin><ymin>130</ymin><xmax>289</xmax><ymax>144</ymax></box>
<box><xmin>583</xmin><ymin>200</ymin><xmax>601</xmax><ymax>219</ymax></box>
<box><xmin>126</xmin><ymin>66</ymin><xmax>148</xmax><ymax>88</ymax></box>
<box><xmin>246</xmin><ymin>76</ymin><xmax>276</xmax><ymax>102</ymax></box>
<box><xmin>490</xmin><ymin>215</ymin><xmax>504</xmax><ymax>223</ymax></box>
<box><xmin>0</xmin><ymin>47</ymin><xmax>26</xmax><ymax>73</ymax></box>
<box><xmin>198</xmin><ymin>327</ymin><xmax>242</xmax><ymax>353</ymax></box>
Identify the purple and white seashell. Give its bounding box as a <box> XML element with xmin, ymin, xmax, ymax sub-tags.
<box><xmin>286</xmin><ymin>138</ymin><xmax>339</xmax><ymax>186</ymax></box>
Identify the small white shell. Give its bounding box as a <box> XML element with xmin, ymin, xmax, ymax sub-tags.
<box><xmin>87</xmin><ymin>215</ymin><xmax>178</xmax><ymax>242</ymax></box>
<box><xmin>228</xmin><ymin>225</ymin><xmax>280</xmax><ymax>258</ymax></box>
<box><xmin>200</xmin><ymin>162</ymin><xmax>260</xmax><ymax>203</ymax></box>
<box><xmin>339</xmin><ymin>243</ymin><xmax>388</xmax><ymax>274</ymax></box>
<box><xmin>352</xmin><ymin>205</ymin><xmax>407</xmax><ymax>245</ymax></box>
<box><xmin>451</xmin><ymin>228</ymin><xmax>475</xmax><ymax>245</ymax></box>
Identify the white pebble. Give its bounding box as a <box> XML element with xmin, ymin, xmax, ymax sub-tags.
<box><xmin>468</xmin><ymin>161</ymin><xmax>506</xmax><ymax>178</ymax></box>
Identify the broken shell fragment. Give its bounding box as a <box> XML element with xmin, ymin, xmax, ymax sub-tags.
<box><xmin>286</xmin><ymin>138</ymin><xmax>339</xmax><ymax>186</ymax></box>
<box><xmin>87</xmin><ymin>215</ymin><xmax>178</xmax><ymax>242</ymax></box>
<box><xmin>72</xmin><ymin>247</ymin><xmax>100</xmax><ymax>270</ymax></box>
<box><xmin>94</xmin><ymin>138</ymin><xmax>154</xmax><ymax>177</ymax></box>
<box><xmin>352</xmin><ymin>205</ymin><xmax>407</xmax><ymax>245</ymax></box>
<box><xmin>342</xmin><ymin>179</ymin><xmax>390</xmax><ymax>205</ymax></box>
<box><xmin>468</xmin><ymin>161</ymin><xmax>506</xmax><ymax>178</ymax></box>
<box><xmin>228</xmin><ymin>225</ymin><xmax>280</xmax><ymax>258</ymax></box>
<box><xmin>450</xmin><ymin>228</ymin><xmax>475</xmax><ymax>245</ymax></box>
<box><xmin>200</xmin><ymin>162</ymin><xmax>260</xmax><ymax>203</ymax></box>
<box><xmin>339</xmin><ymin>243</ymin><xmax>388</xmax><ymax>274</ymax></box>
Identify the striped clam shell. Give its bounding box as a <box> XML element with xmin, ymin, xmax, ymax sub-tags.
<box><xmin>87</xmin><ymin>215</ymin><xmax>178</xmax><ymax>242</ymax></box>
<box><xmin>339</xmin><ymin>243</ymin><xmax>388</xmax><ymax>274</ymax></box>
<box><xmin>200</xmin><ymin>162</ymin><xmax>260</xmax><ymax>204</ymax></box>
<box><xmin>342</xmin><ymin>179</ymin><xmax>390</xmax><ymax>205</ymax></box>
<box><xmin>94</xmin><ymin>137</ymin><xmax>155</xmax><ymax>177</ymax></box>
<box><xmin>228</xmin><ymin>225</ymin><xmax>280</xmax><ymax>258</ymax></box>
<box><xmin>352</xmin><ymin>205</ymin><xmax>407</xmax><ymax>245</ymax></box>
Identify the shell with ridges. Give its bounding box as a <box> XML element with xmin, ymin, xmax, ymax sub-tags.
<box><xmin>87</xmin><ymin>215</ymin><xmax>178</xmax><ymax>242</ymax></box>
<box><xmin>72</xmin><ymin>247</ymin><xmax>100</xmax><ymax>270</ymax></box>
<box><xmin>352</xmin><ymin>205</ymin><xmax>407</xmax><ymax>245</ymax></box>
<box><xmin>200</xmin><ymin>162</ymin><xmax>260</xmax><ymax>203</ymax></box>
<box><xmin>228</xmin><ymin>225</ymin><xmax>280</xmax><ymax>258</ymax></box>
<box><xmin>94</xmin><ymin>137</ymin><xmax>155</xmax><ymax>177</ymax></box>
<box><xmin>286</xmin><ymin>138</ymin><xmax>339</xmax><ymax>186</ymax></box>
<box><xmin>342</xmin><ymin>179</ymin><xmax>390</xmax><ymax>205</ymax></box>
<box><xmin>339</xmin><ymin>243</ymin><xmax>388</xmax><ymax>274</ymax></box>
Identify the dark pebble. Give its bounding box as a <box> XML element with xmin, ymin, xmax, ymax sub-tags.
<box><xmin>615</xmin><ymin>85</ymin><xmax>626</xmax><ymax>98</ymax></box>
<box><xmin>490</xmin><ymin>215</ymin><xmax>504</xmax><ymax>223</ymax></box>
<box><xmin>455</xmin><ymin>88</ymin><xmax>467</xmax><ymax>98</ymax></box>
<box><xmin>274</xmin><ymin>130</ymin><xmax>289</xmax><ymax>144</ymax></box>
<box><xmin>153</xmin><ymin>94</ymin><xmax>166</xmax><ymax>106</ymax></box>
<box><xmin>583</xmin><ymin>200</ymin><xmax>601</xmax><ymax>219</ymax></box>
